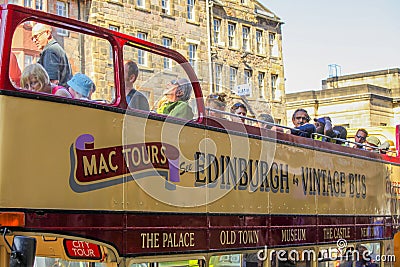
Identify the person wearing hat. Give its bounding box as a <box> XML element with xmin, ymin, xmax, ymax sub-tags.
<box><xmin>365</xmin><ymin>136</ymin><xmax>381</xmax><ymax>152</ymax></box>
<box><xmin>67</xmin><ymin>73</ymin><xmax>94</xmax><ymax>100</ymax></box>
<box><xmin>156</xmin><ymin>78</ymin><xmax>194</xmax><ymax>120</ymax></box>
<box><xmin>313</xmin><ymin>116</ymin><xmax>339</xmax><ymax>142</ymax></box>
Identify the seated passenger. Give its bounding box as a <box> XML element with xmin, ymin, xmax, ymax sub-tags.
<box><xmin>124</xmin><ymin>61</ymin><xmax>149</xmax><ymax>111</ymax></box>
<box><xmin>257</xmin><ymin>113</ymin><xmax>284</xmax><ymax>132</ymax></box>
<box><xmin>230</xmin><ymin>102</ymin><xmax>247</xmax><ymax>123</ymax></box>
<box><xmin>20</xmin><ymin>63</ymin><xmax>71</xmax><ymax>98</ymax></box>
<box><xmin>67</xmin><ymin>73</ymin><xmax>94</xmax><ymax>100</ymax></box>
<box><xmin>314</xmin><ymin>117</ymin><xmax>339</xmax><ymax>142</ymax></box>
<box><xmin>333</xmin><ymin>125</ymin><xmax>348</xmax><ymax>145</ymax></box>
<box><xmin>290</xmin><ymin>108</ymin><xmax>315</xmax><ymax>138</ymax></box>
<box><xmin>353</xmin><ymin>128</ymin><xmax>368</xmax><ymax>149</ymax></box>
<box><xmin>156</xmin><ymin>78</ymin><xmax>194</xmax><ymax>120</ymax></box>
<box><xmin>365</xmin><ymin>136</ymin><xmax>380</xmax><ymax>152</ymax></box>
<box><xmin>205</xmin><ymin>93</ymin><xmax>227</xmax><ymax>119</ymax></box>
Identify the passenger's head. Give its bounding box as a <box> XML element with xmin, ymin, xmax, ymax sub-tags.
<box><xmin>366</xmin><ymin>136</ymin><xmax>380</xmax><ymax>151</ymax></box>
<box><xmin>355</xmin><ymin>128</ymin><xmax>368</xmax><ymax>144</ymax></box>
<box><xmin>67</xmin><ymin>73</ymin><xmax>94</xmax><ymax>100</ymax></box>
<box><xmin>292</xmin><ymin>108</ymin><xmax>310</xmax><ymax>127</ymax></box>
<box><xmin>20</xmin><ymin>63</ymin><xmax>51</xmax><ymax>93</ymax></box>
<box><xmin>257</xmin><ymin>113</ymin><xmax>274</xmax><ymax>129</ymax></box>
<box><xmin>124</xmin><ymin>61</ymin><xmax>139</xmax><ymax>90</ymax></box>
<box><xmin>314</xmin><ymin>117</ymin><xmax>330</xmax><ymax>134</ymax></box>
<box><xmin>333</xmin><ymin>125</ymin><xmax>347</xmax><ymax>144</ymax></box>
<box><xmin>230</xmin><ymin>102</ymin><xmax>247</xmax><ymax>123</ymax></box>
<box><xmin>31</xmin><ymin>23</ymin><xmax>52</xmax><ymax>50</ymax></box>
<box><xmin>206</xmin><ymin>93</ymin><xmax>227</xmax><ymax>118</ymax></box>
<box><xmin>164</xmin><ymin>78</ymin><xmax>192</xmax><ymax>102</ymax></box>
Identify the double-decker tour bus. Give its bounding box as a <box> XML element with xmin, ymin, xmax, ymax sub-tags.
<box><xmin>0</xmin><ymin>4</ymin><xmax>400</xmax><ymax>267</ymax></box>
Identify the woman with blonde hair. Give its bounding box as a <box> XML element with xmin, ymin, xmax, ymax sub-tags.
<box><xmin>20</xmin><ymin>63</ymin><xmax>71</xmax><ymax>98</ymax></box>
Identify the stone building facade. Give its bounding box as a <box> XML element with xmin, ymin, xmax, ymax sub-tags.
<box><xmin>209</xmin><ymin>0</ymin><xmax>285</xmax><ymax>123</ymax></box>
<box><xmin>286</xmin><ymin>68</ymin><xmax>400</xmax><ymax>142</ymax></box>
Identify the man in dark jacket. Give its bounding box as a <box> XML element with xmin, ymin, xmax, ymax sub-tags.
<box><xmin>31</xmin><ymin>23</ymin><xmax>72</xmax><ymax>87</ymax></box>
<box><xmin>124</xmin><ymin>61</ymin><xmax>150</xmax><ymax>111</ymax></box>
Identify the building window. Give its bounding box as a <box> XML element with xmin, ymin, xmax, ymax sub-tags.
<box><xmin>269</xmin><ymin>32</ymin><xmax>278</xmax><ymax>57</ymax></box>
<box><xmin>244</xmin><ymin>69</ymin><xmax>252</xmax><ymax>85</ymax></box>
<box><xmin>229</xmin><ymin>67</ymin><xmax>237</xmax><ymax>91</ymax></box>
<box><xmin>256</xmin><ymin>30</ymin><xmax>263</xmax><ymax>54</ymax></box>
<box><xmin>24</xmin><ymin>55</ymin><xmax>33</xmax><ymax>67</ymax></box>
<box><xmin>240</xmin><ymin>0</ymin><xmax>245</xmax><ymax>3</ymax></box>
<box><xmin>214</xmin><ymin>64</ymin><xmax>222</xmax><ymax>92</ymax></box>
<box><xmin>161</xmin><ymin>0</ymin><xmax>170</xmax><ymax>14</ymax></box>
<box><xmin>56</xmin><ymin>2</ymin><xmax>68</xmax><ymax>36</ymax></box>
<box><xmin>188</xmin><ymin>44</ymin><xmax>197</xmax><ymax>70</ymax></box>
<box><xmin>35</xmin><ymin>0</ymin><xmax>43</xmax><ymax>10</ymax></box>
<box><xmin>24</xmin><ymin>0</ymin><xmax>31</xmax><ymax>7</ymax></box>
<box><xmin>258</xmin><ymin>72</ymin><xmax>265</xmax><ymax>99</ymax></box>
<box><xmin>137</xmin><ymin>0</ymin><xmax>145</xmax><ymax>8</ymax></box>
<box><xmin>242</xmin><ymin>26</ymin><xmax>250</xmax><ymax>52</ymax></box>
<box><xmin>213</xmin><ymin>19</ymin><xmax>221</xmax><ymax>45</ymax></box>
<box><xmin>187</xmin><ymin>0</ymin><xmax>195</xmax><ymax>20</ymax></box>
<box><xmin>271</xmin><ymin>74</ymin><xmax>279</xmax><ymax>100</ymax></box>
<box><xmin>137</xmin><ymin>32</ymin><xmax>148</xmax><ymax>66</ymax></box>
<box><xmin>162</xmin><ymin>37</ymin><xmax>172</xmax><ymax>69</ymax></box>
<box><xmin>228</xmin><ymin>23</ymin><xmax>236</xmax><ymax>48</ymax></box>
<box><xmin>109</xmin><ymin>25</ymin><xmax>119</xmax><ymax>60</ymax></box>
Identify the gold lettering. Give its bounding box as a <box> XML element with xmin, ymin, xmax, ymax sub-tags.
<box><xmin>160</xmin><ymin>146</ymin><xmax>167</xmax><ymax>164</ymax></box>
<box><xmin>152</xmin><ymin>146</ymin><xmax>160</xmax><ymax>164</ymax></box>
<box><xmin>83</xmin><ymin>155</ymin><xmax>97</xmax><ymax>176</ymax></box>
<box><xmin>108</xmin><ymin>151</ymin><xmax>118</xmax><ymax>171</ymax></box>
<box><xmin>98</xmin><ymin>153</ymin><xmax>109</xmax><ymax>174</ymax></box>
<box><xmin>131</xmin><ymin>147</ymin><xmax>141</xmax><ymax>166</ymax></box>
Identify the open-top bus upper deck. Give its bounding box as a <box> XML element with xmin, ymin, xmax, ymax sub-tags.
<box><xmin>0</xmin><ymin>4</ymin><xmax>399</xmax><ymax>267</ymax></box>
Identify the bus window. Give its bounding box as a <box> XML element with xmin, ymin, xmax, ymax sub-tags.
<box><xmin>123</xmin><ymin>43</ymin><xmax>197</xmax><ymax>120</ymax></box>
<box><xmin>10</xmin><ymin>20</ymin><xmax>116</xmax><ymax>103</ymax></box>
<box><xmin>34</xmin><ymin>256</ymin><xmax>109</xmax><ymax>266</ymax></box>
<box><xmin>209</xmin><ymin>253</ymin><xmax>263</xmax><ymax>267</ymax></box>
<box><xmin>318</xmin><ymin>243</ymin><xmax>380</xmax><ymax>267</ymax></box>
<box><xmin>129</xmin><ymin>259</ymin><xmax>204</xmax><ymax>267</ymax></box>
<box><xmin>271</xmin><ymin>250</ymin><xmax>311</xmax><ymax>267</ymax></box>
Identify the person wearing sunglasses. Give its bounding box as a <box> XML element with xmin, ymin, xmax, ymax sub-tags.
<box><xmin>31</xmin><ymin>23</ymin><xmax>72</xmax><ymax>87</ymax></box>
<box><xmin>205</xmin><ymin>93</ymin><xmax>227</xmax><ymax>119</ymax></box>
<box><xmin>290</xmin><ymin>108</ymin><xmax>316</xmax><ymax>138</ymax></box>
<box><xmin>156</xmin><ymin>78</ymin><xmax>194</xmax><ymax>120</ymax></box>
<box><xmin>353</xmin><ymin>128</ymin><xmax>368</xmax><ymax>149</ymax></box>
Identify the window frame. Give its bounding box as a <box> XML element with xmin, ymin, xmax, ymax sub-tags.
<box><xmin>162</xmin><ymin>37</ymin><xmax>172</xmax><ymax>70</ymax></box>
<box><xmin>214</xmin><ymin>64</ymin><xmax>222</xmax><ymax>93</ymax></box>
<box><xmin>256</xmin><ymin>30</ymin><xmax>264</xmax><ymax>54</ymax></box>
<box><xmin>188</xmin><ymin>43</ymin><xmax>197</xmax><ymax>71</ymax></box>
<box><xmin>229</xmin><ymin>66</ymin><xmax>238</xmax><ymax>92</ymax></box>
<box><xmin>242</xmin><ymin>26</ymin><xmax>250</xmax><ymax>52</ymax></box>
<box><xmin>228</xmin><ymin>23</ymin><xmax>236</xmax><ymax>48</ymax></box>
<box><xmin>137</xmin><ymin>32</ymin><xmax>148</xmax><ymax>66</ymax></box>
<box><xmin>213</xmin><ymin>18</ymin><xmax>221</xmax><ymax>45</ymax></box>
<box><xmin>258</xmin><ymin>72</ymin><xmax>265</xmax><ymax>99</ymax></box>
<box><xmin>56</xmin><ymin>1</ymin><xmax>69</xmax><ymax>36</ymax></box>
<box><xmin>187</xmin><ymin>0</ymin><xmax>195</xmax><ymax>21</ymax></box>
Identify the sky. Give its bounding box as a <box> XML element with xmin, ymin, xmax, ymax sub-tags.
<box><xmin>260</xmin><ymin>0</ymin><xmax>400</xmax><ymax>93</ymax></box>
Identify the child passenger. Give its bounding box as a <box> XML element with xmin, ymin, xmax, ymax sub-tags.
<box><xmin>20</xmin><ymin>63</ymin><xmax>71</xmax><ymax>98</ymax></box>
